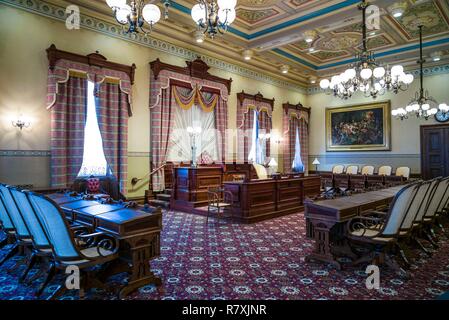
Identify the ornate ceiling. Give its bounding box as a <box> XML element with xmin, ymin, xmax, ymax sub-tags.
<box><xmin>8</xmin><ymin>0</ymin><xmax>449</xmax><ymax>89</ymax></box>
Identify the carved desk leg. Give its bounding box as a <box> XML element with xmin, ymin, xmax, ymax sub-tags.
<box><xmin>119</xmin><ymin>233</ymin><xmax>162</xmax><ymax>299</ymax></box>
<box><xmin>305</xmin><ymin>219</ymin><xmax>342</xmax><ymax>270</ymax></box>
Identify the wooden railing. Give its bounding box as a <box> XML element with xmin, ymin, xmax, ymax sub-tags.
<box><xmin>131</xmin><ymin>162</ymin><xmax>167</xmax><ymax>187</ymax></box>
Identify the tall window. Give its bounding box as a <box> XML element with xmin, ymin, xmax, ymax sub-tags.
<box><xmin>248</xmin><ymin>110</ymin><xmax>264</xmax><ymax>164</ymax></box>
<box><xmin>78</xmin><ymin>81</ymin><xmax>109</xmax><ymax>177</ymax></box>
<box><xmin>292</xmin><ymin>126</ymin><xmax>304</xmax><ymax>172</ymax></box>
<box><xmin>166</xmin><ymin>104</ymin><xmax>219</xmax><ymax>162</ymax></box>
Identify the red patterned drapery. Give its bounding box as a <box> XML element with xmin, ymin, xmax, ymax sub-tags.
<box><xmin>282</xmin><ymin>103</ymin><xmax>311</xmax><ymax>174</ymax></box>
<box><xmin>47</xmin><ymin>50</ymin><xmax>133</xmax><ymax>193</ymax></box>
<box><xmin>97</xmin><ymin>82</ymin><xmax>132</xmax><ymax>193</ymax></box>
<box><xmin>236</xmin><ymin>91</ymin><xmax>274</xmax><ymax>162</ymax></box>
<box><xmin>150</xmin><ymin>60</ymin><xmax>230</xmax><ymax>192</ymax></box>
<box><xmin>50</xmin><ymin>76</ymin><xmax>87</xmax><ymax>188</ymax></box>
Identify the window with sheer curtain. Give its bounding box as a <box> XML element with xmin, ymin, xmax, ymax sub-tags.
<box><xmin>77</xmin><ymin>81</ymin><xmax>109</xmax><ymax>177</ymax></box>
<box><xmin>166</xmin><ymin>104</ymin><xmax>219</xmax><ymax>162</ymax></box>
<box><xmin>248</xmin><ymin>110</ymin><xmax>268</xmax><ymax>165</ymax></box>
<box><xmin>292</xmin><ymin>126</ymin><xmax>305</xmax><ymax>172</ymax></box>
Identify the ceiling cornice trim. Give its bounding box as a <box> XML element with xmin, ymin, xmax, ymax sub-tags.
<box><xmin>0</xmin><ymin>0</ymin><xmax>307</xmax><ymax>94</ymax></box>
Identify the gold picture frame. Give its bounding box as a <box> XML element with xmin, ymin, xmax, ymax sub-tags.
<box><xmin>326</xmin><ymin>101</ymin><xmax>391</xmax><ymax>152</ymax></box>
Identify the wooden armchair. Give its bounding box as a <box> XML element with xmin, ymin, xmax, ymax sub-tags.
<box><xmin>332</xmin><ymin>165</ymin><xmax>345</xmax><ymax>174</ymax></box>
<box><xmin>346</xmin><ymin>165</ymin><xmax>359</xmax><ymax>175</ymax></box>
<box><xmin>361</xmin><ymin>166</ymin><xmax>375</xmax><ymax>175</ymax></box>
<box><xmin>26</xmin><ymin>191</ymin><xmax>120</xmax><ymax>299</ymax></box>
<box><xmin>396</xmin><ymin>167</ymin><xmax>411</xmax><ymax>180</ymax></box>
<box><xmin>346</xmin><ymin>183</ymin><xmax>420</xmax><ymax>277</ymax></box>
<box><xmin>378</xmin><ymin>166</ymin><xmax>393</xmax><ymax>176</ymax></box>
<box><xmin>206</xmin><ymin>187</ymin><xmax>234</xmax><ymax>224</ymax></box>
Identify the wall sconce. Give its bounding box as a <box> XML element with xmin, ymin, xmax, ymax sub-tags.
<box><xmin>12</xmin><ymin>115</ymin><xmax>31</xmax><ymax>130</ymax></box>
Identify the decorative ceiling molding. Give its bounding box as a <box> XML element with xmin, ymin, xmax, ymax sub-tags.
<box><xmin>0</xmin><ymin>0</ymin><xmax>307</xmax><ymax>94</ymax></box>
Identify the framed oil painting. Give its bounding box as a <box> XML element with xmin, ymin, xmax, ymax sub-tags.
<box><xmin>326</xmin><ymin>101</ymin><xmax>391</xmax><ymax>152</ymax></box>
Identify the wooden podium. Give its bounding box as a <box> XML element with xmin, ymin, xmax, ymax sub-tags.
<box><xmin>171</xmin><ymin>166</ymin><xmax>224</xmax><ymax>212</ymax></box>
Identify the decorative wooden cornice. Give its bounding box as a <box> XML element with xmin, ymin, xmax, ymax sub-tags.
<box><xmin>237</xmin><ymin>91</ymin><xmax>275</xmax><ymax>108</ymax></box>
<box><xmin>283</xmin><ymin>101</ymin><xmax>311</xmax><ymax>115</ymax></box>
<box><xmin>46</xmin><ymin>44</ymin><xmax>137</xmax><ymax>84</ymax></box>
<box><xmin>150</xmin><ymin>58</ymin><xmax>233</xmax><ymax>93</ymax></box>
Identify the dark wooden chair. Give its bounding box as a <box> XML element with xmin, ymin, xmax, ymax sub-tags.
<box><xmin>346</xmin><ymin>183</ymin><xmax>420</xmax><ymax>277</ymax></box>
<box><xmin>206</xmin><ymin>187</ymin><xmax>234</xmax><ymax>224</ymax></box>
<box><xmin>25</xmin><ymin>191</ymin><xmax>120</xmax><ymax>299</ymax></box>
<box><xmin>366</xmin><ymin>175</ymin><xmax>385</xmax><ymax>190</ymax></box>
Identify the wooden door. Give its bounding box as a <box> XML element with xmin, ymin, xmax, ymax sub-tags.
<box><xmin>421</xmin><ymin>124</ymin><xmax>449</xmax><ymax>179</ymax></box>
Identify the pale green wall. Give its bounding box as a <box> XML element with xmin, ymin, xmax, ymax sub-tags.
<box><xmin>0</xmin><ymin>5</ymin><xmax>305</xmax><ymax>197</ymax></box>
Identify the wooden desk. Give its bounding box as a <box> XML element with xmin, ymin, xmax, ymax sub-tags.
<box><xmin>48</xmin><ymin>193</ymin><xmax>162</xmax><ymax>298</ymax></box>
<box><xmin>225</xmin><ymin>175</ymin><xmax>321</xmax><ymax>223</ymax></box>
<box><xmin>304</xmin><ymin>186</ymin><xmax>404</xmax><ymax>269</ymax></box>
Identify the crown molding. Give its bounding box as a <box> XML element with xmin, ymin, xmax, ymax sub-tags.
<box><xmin>0</xmin><ymin>0</ymin><xmax>307</xmax><ymax>94</ymax></box>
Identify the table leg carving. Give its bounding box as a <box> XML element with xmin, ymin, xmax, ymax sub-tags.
<box><xmin>305</xmin><ymin>220</ymin><xmax>342</xmax><ymax>270</ymax></box>
<box><xmin>119</xmin><ymin>233</ymin><xmax>162</xmax><ymax>299</ymax></box>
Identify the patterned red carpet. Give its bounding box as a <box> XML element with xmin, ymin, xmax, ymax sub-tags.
<box><xmin>0</xmin><ymin>211</ymin><xmax>448</xmax><ymax>300</ymax></box>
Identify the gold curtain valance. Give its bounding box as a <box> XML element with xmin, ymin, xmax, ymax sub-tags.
<box><xmin>172</xmin><ymin>86</ymin><xmax>219</xmax><ymax>113</ymax></box>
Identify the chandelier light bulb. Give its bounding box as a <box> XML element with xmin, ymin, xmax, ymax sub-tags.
<box><xmin>374</xmin><ymin>82</ymin><xmax>382</xmax><ymax>92</ymax></box>
<box><xmin>422</xmin><ymin>103</ymin><xmax>430</xmax><ymax>111</ymax></box>
<box><xmin>360</xmin><ymin>68</ymin><xmax>373</xmax><ymax>80</ymax></box>
<box><xmin>142</xmin><ymin>4</ymin><xmax>161</xmax><ymax>25</ymax></box>
<box><xmin>218</xmin><ymin>7</ymin><xmax>236</xmax><ymax>25</ymax></box>
<box><xmin>391</xmin><ymin>65</ymin><xmax>404</xmax><ymax>78</ymax></box>
<box><xmin>320</xmin><ymin>79</ymin><xmax>330</xmax><ymax>89</ymax></box>
<box><xmin>116</xmin><ymin>5</ymin><xmax>131</xmax><ymax>24</ymax></box>
<box><xmin>439</xmin><ymin>103</ymin><xmax>448</xmax><ymax>112</ymax></box>
<box><xmin>373</xmin><ymin>67</ymin><xmax>386</xmax><ymax>79</ymax></box>
<box><xmin>191</xmin><ymin>3</ymin><xmax>206</xmax><ymax>25</ymax></box>
<box><xmin>344</xmin><ymin>68</ymin><xmax>356</xmax><ymax>79</ymax></box>
<box><xmin>429</xmin><ymin>108</ymin><xmax>438</xmax><ymax>115</ymax></box>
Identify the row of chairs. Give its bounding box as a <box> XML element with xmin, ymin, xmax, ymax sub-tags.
<box><xmin>332</xmin><ymin>165</ymin><xmax>410</xmax><ymax>179</ymax></box>
<box><xmin>346</xmin><ymin>176</ymin><xmax>449</xmax><ymax>277</ymax></box>
<box><xmin>0</xmin><ymin>184</ymin><xmax>119</xmax><ymax>299</ymax></box>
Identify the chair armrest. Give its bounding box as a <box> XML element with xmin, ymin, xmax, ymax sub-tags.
<box><xmin>346</xmin><ymin>216</ymin><xmax>384</xmax><ymax>238</ymax></box>
<box><xmin>75</xmin><ymin>231</ymin><xmax>120</xmax><ymax>257</ymax></box>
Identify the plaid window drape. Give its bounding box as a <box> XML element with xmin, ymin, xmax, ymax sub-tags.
<box><xmin>150</xmin><ymin>70</ymin><xmax>229</xmax><ymax>192</ymax></box>
<box><xmin>259</xmin><ymin>111</ymin><xmax>272</xmax><ymax>158</ymax></box>
<box><xmin>283</xmin><ymin>117</ymin><xmax>309</xmax><ymax>174</ymax></box>
<box><xmin>96</xmin><ymin>82</ymin><xmax>130</xmax><ymax>193</ymax></box>
<box><xmin>50</xmin><ymin>76</ymin><xmax>87</xmax><ymax>188</ymax></box>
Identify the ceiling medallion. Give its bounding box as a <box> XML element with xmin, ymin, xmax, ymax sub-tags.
<box><xmin>392</xmin><ymin>26</ymin><xmax>448</xmax><ymax>121</ymax></box>
<box><xmin>319</xmin><ymin>0</ymin><xmax>413</xmax><ymax>100</ymax></box>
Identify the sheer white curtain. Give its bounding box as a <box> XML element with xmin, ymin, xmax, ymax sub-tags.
<box><xmin>166</xmin><ymin>104</ymin><xmax>219</xmax><ymax>162</ymax></box>
<box><xmin>78</xmin><ymin>81</ymin><xmax>109</xmax><ymax>177</ymax></box>
<box><xmin>292</xmin><ymin>126</ymin><xmax>305</xmax><ymax>172</ymax></box>
<box><xmin>248</xmin><ymin>110</ymin><xmax>265</xmax><ymax>164</ymax></box>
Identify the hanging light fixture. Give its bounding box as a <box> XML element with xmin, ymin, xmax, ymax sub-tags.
<box><xmin>106</xmin><ymin>0</ymin><xmax>165</xmax><ymax>35</ymax></box>
<box><xmin>191</xmin><ymin>0</ymin><xmax>237</xmax><ymax>39</ymax></box>
<box><xmin>320</xmin><ymin>0</ymin><xmax>413</xmax><ymax>100</ymax></box>
<box><xmin>392</xmin><ymin>26</ymin><xmax>448</xmax><ymax>121</ymax></box>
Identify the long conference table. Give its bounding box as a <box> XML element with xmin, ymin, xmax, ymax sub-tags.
<box><xmin>304</xmin><ymin>185</ymin><xmax>404</xmax><ymax>270</ymax></box>
<box><xmin>47</xmin><ymin>192</ymin><xmax>162</xmax><ymax>298</ymax></box>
